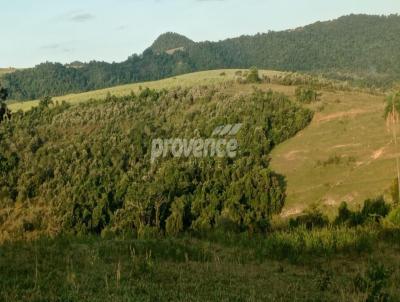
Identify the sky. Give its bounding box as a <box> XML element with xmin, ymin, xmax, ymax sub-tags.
<box><xmin>1</xmin><ymin>0</ymin><xmax>400</xmax><ymax>68</ymax></box>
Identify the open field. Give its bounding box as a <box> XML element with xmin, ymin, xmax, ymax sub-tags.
<box><xmin>1</xmin><ymin>229</ymin><xmax>400</xmax><ymax>302</ymax></box>
<box><xmin>270</xmin><ymin>90</ymin><xmax>395</xmax><ymax>217</ymax></box>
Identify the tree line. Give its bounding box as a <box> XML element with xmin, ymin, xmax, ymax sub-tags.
<box><xmin>3</xmin><ymin>14</ymin><xmax>400</xmax><ymax>100</ymax></box>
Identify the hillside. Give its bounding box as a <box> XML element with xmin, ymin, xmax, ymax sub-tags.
<box><xmin>7</xmin><ymin>69</ymin><xmax>283</xmax><ymax>112</ymax></box>
<box><xmin>0</xmin><ymin>77</ymin><xmax>314</xmax><ymax>241</ymax></box>
<box><xmin>3</xmin><ymin>14</ymin><xmax>400</xmax><ymax>100</ymax></box>
<box><xmin>3</xmin><ymin>70</ymin><xmax>400</xmax><ymax>301</ymax></box>
<box><xmin>6</xmin><ymin>69</ymin><xmax>396</xmax><ymax>217</ymax></box>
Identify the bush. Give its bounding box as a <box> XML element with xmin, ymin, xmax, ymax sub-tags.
<box><xmin>245</xmin><ymin>67</ymin><xmax>261</xmax><ymax>83</ymax></box>
<box><xmin>166</xmin><ymin>197</ymin><xmax>188</xmax><ymax>236</ymax></box>
<box><xmin>334</xmin><ymin>202</ymin><xmax>364</xmax><ymax>227</ymax></box>
<box><xmin>335</xmin><ymin>197</ymin><xmax>391</xmax><ymax>227</ymax></box>
<box><xmin>354</xmin><ymin>261</ymin><xmax>392</xmax><ymax>302</ymax></box>
<box><xmin>362</xmin><ymin>196</ymin><xmax>390</xmax><ymax>222</ymax></box>
<box><xmin>386</xmin><ymin>206</ymin><xmax>400</xmax><ymax>226</ymax></box>
<box><xmin>289</xmin><ymin>206</ymin><xmax>329</xmax><ymax>230</ymax></box>
<box><xmin>295</xmin><ymin>86</ymin><xmax>320</xmax><ymax>103</ymax></box>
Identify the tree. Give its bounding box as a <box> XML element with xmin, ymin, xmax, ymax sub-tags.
<box><xmin>295</xmin><ymin>86</ymin><xmax>320</xmax><ymax>103</ymax></box>
<box><xmin>385</xmin><ymin>91</ymin><xmax>400</xmax><ymax>203</ymax></box>
<box><xmin>246</xmin><ymin>67</ymin><xmax>261</xmax><ymax>83</ymax></box>
<box><xmin>39</xmin><ymin>96</ymin><xmax>53</xmax><ymax>108</ymax></box>
<box><xmin>0</xmin><ymin>86</ymin><xmax>10</xmax><ymax>123</ymax></box>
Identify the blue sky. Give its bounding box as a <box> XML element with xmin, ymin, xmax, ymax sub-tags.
<box><xmin>1</xmin><ymin>0</ymin><xmax>400</xmax><ymax>68</ymax></box>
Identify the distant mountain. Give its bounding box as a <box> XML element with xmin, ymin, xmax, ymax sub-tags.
<box><xmin>3</xmin><ymin>14</ymin><xmax>400</xmax><ymax>100</ymax></box>
<box><xmin>149</xmin><ymin>32</ymin><xmax>195</xmax><ymax>53</ymax></box>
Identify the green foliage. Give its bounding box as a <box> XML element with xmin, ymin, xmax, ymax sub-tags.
<box><xmin>2</xmin><ymin>230</ymin><xmax>400</xmax><ymax>301</ymax></box>
<box><xmin>384</xmin><ymin>91</ymin><xmax>400</xmax><ymax>119</ymax></box>
<box><xmin>295</xmin><ymin>86</ymin><xmax>321</xmax><ymax>103</ymax></box>
<box><xmin>386</xmin><ymin>206</ymin><xmax>400</xmax><ymax>226</ymax></box>
<box><xmin>289</xmin><ymin>205</ymin><xmax>329</xmax><ymax>230</ymax></box>
<box><xmin>334</xmin><ymin>202</ymin><xmax>359</xmax><ymax>226</ymax></box>
<box><xmin>390</xmin><ymin>178</ymin><xmax>399</xmax><ymax>204</ymax></box>
<box><xmin>0</xmin><ymin>86</ymin><xmax>10</xmax><ymax>123</ymax></box>
<box><xmin>39</xmin><ymin>96</ymin><xmax>54</xmax><ymax>108</ymax></box>
<box><xmin>335</xmin><ymin>197</ymin><xmax>391</xmax><ymax>227</ymax></box>
<box><xmin>165</xmin><ymin>197</ymin><xmax>188</xmax><ymax>236</ymax></box>
<box><xmin>354</xmin><ymin>261</ymin><xmax>392</xmax><ymax>302</ymax></box>
<box><xmin>245</xmin><ymin>67</ymin><xmax>261</xmax><ymax>83</ymax></box>
<box><xmin>149</xmin><ymin>32</ymin><xmax>195</xmax><ymax>53</ymax></box>
<box><xmin>0</xmin><ymin>86</ymin><xmax>313</xmax><ymax>238</ymax></box>
<box><xmin>362</xmin><ymin>196</ymin><xmax>391</xmax><ymax>221</ymax></box>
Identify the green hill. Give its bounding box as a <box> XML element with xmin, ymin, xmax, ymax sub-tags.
<box><xmin>149</xmin><ymin>32</ymin><xmax>195</xmax><ymax>53</ymax></box>
<box><xmin>3</xmin><ymin>14</ymin><xmax>400</xmax><ymax>101</ymax></box>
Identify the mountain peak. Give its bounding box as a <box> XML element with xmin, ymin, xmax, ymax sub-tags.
<box><xmin>150</xmin><ymin>32</ymin><xmax>194</xmax><ymax>53</ymax></box>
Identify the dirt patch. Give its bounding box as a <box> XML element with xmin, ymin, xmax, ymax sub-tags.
<box><xmin>372</xmin><ymin>147</ymin><xmax>386</xmax><ymax>160</ymax></box>
<box><xmin>323</xmin><ymin>197</ymin><xmax>337</xmax><ymax>207</ymax></box>
<box><xmin>315</xmin><ymin>109</ymin><xmax>372</xmax><ymax>123</ymax></box>
<box><xmin>331</xmin><ymin>143</ymin><xmax>362</xmax><ymax>150</ymax></box>
<box><xmin>284</xmin><ymin>150</ymin><xmax>308</xmax><ymax>161</ymax></box>
<box><xmin>280</xmin><ymin>207</ymin><xmax>303</xmax><ymax>218</ymax></box>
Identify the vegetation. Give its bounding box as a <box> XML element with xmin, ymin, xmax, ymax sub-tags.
<box><xmin>4</xmin><ymin>14</ymin><xmax>400</xmax><ymax>100</ymax></box>
<box><xmin>149</xmin><ymin>32</ymin><xmax>195</xmax><ymax>54</ymax></box>
<box><xmin>2</xmin><ymin>72</ymin><xmax>400</xmax><ymax>301</ymax></box>
<box><xmin>245</xmin><ymin>67</ymin><xmax>261</xmax><ymax>83</ymax></box>
<box><xmin>0</xmin><ymin>85</ymin><xmax>313</xmax><ymax>240</ymax></box>
<box><xmin>0</xmin><ymin>86</ymin><xmax>10</xmax><ymax>123</ymax></box>
<box><xmin>295</xmin><ymin>86</ymin><xmax>321</xmax><ymax>103</ymax></box>
<box><xmin>1</xmin><ymin>197</ymin><xmax>400</xmax><ymax>301</ymax></box>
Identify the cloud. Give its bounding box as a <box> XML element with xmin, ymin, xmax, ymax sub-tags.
<box><xmin>69</xmin><ymin>13</ymin><xmax>95</xmax><ymax>23</ymax></box>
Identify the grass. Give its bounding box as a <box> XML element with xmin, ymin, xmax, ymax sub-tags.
<box><xmin>0</xmin><ymin>67</ymin><xmax>16</xmax><ymax>76</ymax></box>
<box><xmin>1</xmin><ymin>227</ymin><xmax>400</xmax><ymax>301</ymax></box>
<box><xmin>270</xmin><ymin>89</ymin><xmax>395</xmax><ymax>217</ymax></box>
<box><xmin>7</xmin><ymin>69</ymin><xmax>284</xmax><ymax>112</ymax></box>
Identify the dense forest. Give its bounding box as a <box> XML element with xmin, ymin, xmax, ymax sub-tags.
<box><xmin>2</xmin><ymin>14</ymin><xmax>400</xmax><ymax>100</ymax></box>
<box><xmin>0</xmin><ymin>83</ymin><xmax>313</xmax><ymax>239</ymax></box>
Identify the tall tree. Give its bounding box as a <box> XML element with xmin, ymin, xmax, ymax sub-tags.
<box><xmin>385</xmin><ymin>91</ymin><xmax>400</xmax><ymax>203</ymax></box>
<box><xmin>0</xmin><ymin>86</ymin><xmax>10</xmax><ymax>123</ymax></box>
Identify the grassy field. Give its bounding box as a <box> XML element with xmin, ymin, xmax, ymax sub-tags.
<box><xmin>1</xmin><ymin>228</ymin><xmax>400</xmax><ymax>302</ymax></box>
<box><xmin>7</xmin><ymin>69</ymin><xmax>283</xmax><ymax>112</ymax></box>
<box><xmin>270</xmin><ymin>89</ymin><xmax>395</xmax><ymax>217</ymax></box>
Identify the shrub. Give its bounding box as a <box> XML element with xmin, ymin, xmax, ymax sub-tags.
<box><xmin>362</xmin><ymin>196</ymin><xmax>390</xmax><ymax>222</ymax></box>
<box><xmin>166</xmin><ymin>197</ymin><xmax>188</xmax><ymax>236</ymax></box>
<box><xmin>386</xmin><ymin>206</ymin><xmax>400</xmax><ymax>226</ymax></box>
<box><xmin>334</xmin><ymin>202</ymin><xmax>364</xmax><ymax>227</ymax></box>
<box><xmin>295</xmin><ymin>86</ymin><xmax>320</xmax><ymax>103</ymax></box>
<box><xmin>335</xmin><ymin>197</ymin><xmax>390</xmax><ymax>228</ymax></box>
<box><xmin>354</xmin><ymin>261</ymin><xmax>392</xmax><ymax>302</ymax></box>
<box><xmin>390</xmin><ymin>178</ymin><xmax>399</xmax><ymax>204</ymax></box>
<box><xmin>245</xmin><ymin>67</ymin><xmax>261</xmax><ymax>83</ymax></box>
<box><xmin>289</xmin><ymin>206</ymin><xmax>329</xmax><ymax>230</ymax></box>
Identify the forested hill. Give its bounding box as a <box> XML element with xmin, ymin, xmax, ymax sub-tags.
<box><xmin>3</xmin><ymin>14</ymin><xmax>400</xmax><ymax>100</ymax></box>
<box><xmin>150</xmin><ymin>32</ymin><xmax>195</xmax><ymax>53</ymax></box>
